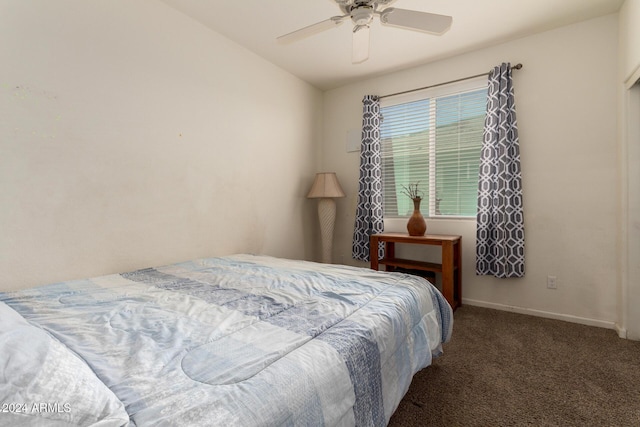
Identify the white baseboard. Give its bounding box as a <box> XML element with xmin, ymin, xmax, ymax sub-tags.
<box><xmin>615</xmin><ymin>324</ymin><xmax>628</xmax><ymax>339</ymax></box>
<box><xmin>462</xmin><ymin>298</ymin><xmax>618</xmax><ymax>332</ymax></box>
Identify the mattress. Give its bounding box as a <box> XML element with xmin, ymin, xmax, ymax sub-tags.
<box><xmin>0</xmin><ymin>255</ymin><xmax>452</xmax><ymax>426</ymax></box>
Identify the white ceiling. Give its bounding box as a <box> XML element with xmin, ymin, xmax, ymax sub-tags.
<box><xmin>159</xmin><ymin>0</ymin><xmax>624</xmax><ymax>90</ymax></box>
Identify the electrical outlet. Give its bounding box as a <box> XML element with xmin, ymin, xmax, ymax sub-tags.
<box><xmin>547</xmin><ymin>275</ymin><xmax>557</xmax><ymax>289</ymax></box>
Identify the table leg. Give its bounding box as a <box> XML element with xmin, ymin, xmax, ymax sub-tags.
<box><xmin>454</xmin><ymin>238</ymin><xmax>462</xmax><ymax>306</ymax></box>
<box><xmin>370</xmin><ymin>236</ymin><xmax>379</xmax><ymax>270</ymax></box>
<box><xmin>442</xmin><ymin>241</ymin><xmax>455</xmax><ymax>308</ymax></box>
<box><xmin>385</xmin><ymin>242</ymin><xmax>395</xmax><ymax>272</ymax></box>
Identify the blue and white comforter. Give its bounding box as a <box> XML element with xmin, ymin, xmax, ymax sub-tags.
<box><xmin>0</xmin><ymin>255</ymin><xmax>452</xmax><ymax>426</ymax></box>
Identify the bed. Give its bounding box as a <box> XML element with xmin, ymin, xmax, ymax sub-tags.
<box><xmin>0</xmin><ymin>254</ymin><xmax>452</xmax><ymax>426</ymax></box>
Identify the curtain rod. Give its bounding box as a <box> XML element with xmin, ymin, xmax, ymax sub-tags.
<box><xmin>379</xmin><ymin>63</ymin><xmax>523</xmax><ymax>100</ymax></box>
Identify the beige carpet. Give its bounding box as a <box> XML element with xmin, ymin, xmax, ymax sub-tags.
<box><xmin>389</xmin><ymin>305</ymin><xmax>640</xmax><ymax>426</ymax></box>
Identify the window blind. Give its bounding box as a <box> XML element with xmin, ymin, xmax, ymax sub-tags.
<box><xmin>380</xmin><ymin>80</ymin><xmax>487</xmax><ymax>218</ymax></box>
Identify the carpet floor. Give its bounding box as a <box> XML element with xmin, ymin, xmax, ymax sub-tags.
<box><xmin>388</xmin><ymin>305</ymin><xmax>640</xmax><ymax>426</ymax></box>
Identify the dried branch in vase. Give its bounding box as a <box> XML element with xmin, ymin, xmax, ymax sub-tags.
<box><xmin>401</xmin><ymin>182</ymin><xmax>424</xmax><ymax>201</ymax></box>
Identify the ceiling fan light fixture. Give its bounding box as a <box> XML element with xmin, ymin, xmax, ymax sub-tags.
<box><xmin>350</xmin><ymin>5</ymin><xmax>374</xmax><ymax>26</ymax></box>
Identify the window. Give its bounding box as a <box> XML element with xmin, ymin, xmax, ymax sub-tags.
<box><xmin>380</xmin><ymin>78</ymin><xmax>487</xmax><ymax>218</ymax></box>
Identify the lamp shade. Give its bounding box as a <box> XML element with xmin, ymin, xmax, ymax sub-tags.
<box><xmin>307</xmin><ymin>172</ymin><xmax>345</xmax><ymax>199</ymax></box>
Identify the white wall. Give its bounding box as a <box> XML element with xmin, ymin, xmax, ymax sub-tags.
<box><xmin>0</xmin><ymin>0</ymin><xmax>322</xmax><ymax>291</ymax></box>
<box><xmin>619</xmin><ymin>0</ymin><xmax>640</xmax><ymax>340</ymax></box>
<box><xmin>622</xmin><ymin>85</ymin><xmax>640</xmax><ymax>340</ymax></box>
<box><xmin>620</xmin><ymin>0</ymin><xmax>640</xmax><ymax>80</ymax></box>
<box><xmin>323</xmin><ymin>14</ymin><xmax>620</xmax><ymax>328</ymax></box>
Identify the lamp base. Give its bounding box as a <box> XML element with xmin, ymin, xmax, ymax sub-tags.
<box><xmin>317</xmin><ymin>198</ymin><xmax>336</xmax><ymax>263</ymax></box>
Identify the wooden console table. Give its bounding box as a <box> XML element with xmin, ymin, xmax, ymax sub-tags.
<box><xmin>370</xmin><ymin>232</ymin><xmax>462</xmax><ymax>310</ymax></box>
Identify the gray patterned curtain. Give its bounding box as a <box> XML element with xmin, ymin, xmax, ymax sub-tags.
<box><xmin>352</xmin><ymin>95</ymin><xmax>384</xmax><ymax>262</ymax></box>
<box><xmin>476</xmin><ymin>63</ymin><xmax>525</xmax><ymax>278</ymax></box>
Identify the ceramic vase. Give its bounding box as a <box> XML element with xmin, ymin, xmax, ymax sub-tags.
<box><xmin>407</xmin><ymin>198</ymin><xmax>427</xmax><ymax>236</ymax></box>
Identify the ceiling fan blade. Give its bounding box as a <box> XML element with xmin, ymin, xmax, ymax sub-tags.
<box><xmin>352</xmin><ymin>25</ymin><xmax>370</xmax><ymax>64</ymax></box>
<box><xmin>380</xmin><ymin>8</ymin><xmax>452</xmax><ymax>35</ymax></box>
<box><xmin>277</xmin><ymin>16</ymin><xmax>346</xmax><ymax>44</ymax></box>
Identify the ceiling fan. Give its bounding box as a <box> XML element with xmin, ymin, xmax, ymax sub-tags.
<box><xmin>277</xmin><ymin>0</ymin><xmax>452</xmax><ymax>64</ymax></box>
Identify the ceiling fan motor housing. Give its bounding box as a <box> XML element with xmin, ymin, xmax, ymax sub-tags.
<box><xmin>336</xmin><ymin>1</ymin><xmax>398</xmax><ymax>26</ymax></box>
<box><xmin>336</xmin><ymin>0</ymin><xmax>395</xmax><ymax>7</ymax></box>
